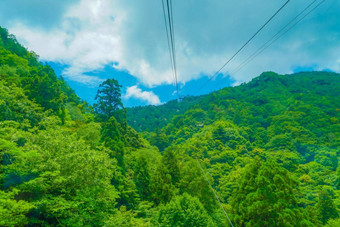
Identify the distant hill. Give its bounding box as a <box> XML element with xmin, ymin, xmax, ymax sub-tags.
<box><xmin>127</xmin><ymin>71</ymin><xmax>340</xmax><ymax>133</ymax></box>
<box><xmin>126</xmin><ymin>95</ymin><xmax>201</xmax><ymax>132</ymax></box>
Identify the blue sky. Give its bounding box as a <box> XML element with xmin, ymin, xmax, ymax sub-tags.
<box><xmin>0</xmin><ymin>0</ymin><xmax>339</xmax><ymax>107</ymax></box>
<box><xmin>49</xmin><ymin>61</ymin><xmax>234</xmax><ymax>106</ymax></box>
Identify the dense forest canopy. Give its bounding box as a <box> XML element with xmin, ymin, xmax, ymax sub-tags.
<box><xmin>1</xmin><ymin>26</ymin><xmax>339</xmax><ymax>226</ymax></box>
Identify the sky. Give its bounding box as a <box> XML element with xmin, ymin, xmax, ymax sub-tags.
<box><xmin>0</xmin><ymin>0</ymin><xmax>339</xmax><ymax>107</ymax></box>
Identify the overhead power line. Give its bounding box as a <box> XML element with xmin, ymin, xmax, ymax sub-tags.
<box><xmin>168</xmin><ymin>0</ymin><xmax>179</xmax><ymax>98</ymax></box>
<box><xmin>161</xmin><ymin>0</ymin><xmax>176</xmax><ymax>86</ymax></box>
<box><xmin>197</xmin><ymin>0</ymin><xmax>291</xmax><ymax>93</ymax></box>
<box><xmin>231</xmin><ymin>0</ymin><xmax>326</xmax><ymax>75</ymax></box>
<box><xmin>162</xmin><ymin>0</ymin><xmax>179</xmax><ymax>99</ymax></box>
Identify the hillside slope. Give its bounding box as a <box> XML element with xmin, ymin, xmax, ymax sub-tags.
<box><xmin>128</xmin><ymin>71</ymin><xmax>340</xmax><ymax>133</ymax></box>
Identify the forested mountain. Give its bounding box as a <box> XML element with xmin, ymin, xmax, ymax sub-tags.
<box><xmin>127</xmin><ymin>72</ymin><xmax>340</xmax><ymax>226</ymax></box>
<box><xmin>1</xmin><ymin>26</ymin><xmax>339</xmax><ymax>226</ymax></box>
<box><xmin>128</xmin><ymin>71</ymin><xmax>339</xmax><ymax>134</ymax></box>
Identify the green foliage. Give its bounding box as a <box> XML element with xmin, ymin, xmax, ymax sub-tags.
<box><xmin>75</xmin><ymin>121</ymin><xmax>101</xmax><ymax>149</ymax></box>
<box><xmin>101</xmin><ymin>116</ymin><xmax>125</xmax><ymax>165</ymax></box>
<box><xmin>147</xmin><ymin>131</ymin><xmax>170</xmax><ymax>151</ymax></box>
<box><xmin>155</xmin><ymin>193</ymin><xmax>214</xmax><ymax>226</ymax></box>
<box><xmin>105</xmin><ymin>206</ymin><xmax>149</xmax><ymax>226</ymax></box>
<box><xmin>150</xmin><ymin>162</ymin><xmax>174</xmax><ymax>205</ymax></box>
<box><xmin>317</xmin><ymin>186</ymin><xmax>339</xmax><ymax>224</ymax></box>
<box><xmin>231</xmin><ymin>157</ymin><xmax>312</xmax><ymax>226</ymax></box>
<box><xmin>126</xmin><ymin>147</ymin><xmax>161</xmax><ymax>203</ymax></box>
<box><xmin>0</xmin><ymin>80</ymin><xmax>44</xmax><ymax>124</ymax></box>
<box><xmin>7</xmin><ymin>127</ymin><xmax>119</xmax><ymax>226</ymax></box>
<box><xmin>180</xmin><ymin>162</ymin><xmax>217</xmax><ymax>212</ymax></box>
<box><xmin>0</xmin><ymin>189</ymin><xmax>34</xmax><ymax>227</ymax></box>
<box><xmin>314</xmin><ymin>148</ymin><xmax>338</xmax><ymax>171</ymax></box>
<box><xmin>133</xmin><ymin>155</ymin><xmax>151</xmax><ymax>200</ymax></box>
<box><xmin>325</xmin><ymin>218</ymin><xmax>340</xmax><ymax>227</ymax></box>
<box><xmin>162</xmin><ymin>149</ymin><xmax>180</xmax><ymax>184</ymax></box>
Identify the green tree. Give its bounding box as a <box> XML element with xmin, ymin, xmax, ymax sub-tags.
<box><xmin>335</xmin><ymin>166</ymin><xmax>340</xmax><ymax>190</ymax></box>
<box><xmin>317</xmin><ymin>186</ymin><xmax>339</xmax><ymax>224</ymax></box>
<box><xmin>0</xmin><ymin>190</ymin><xmax>34</xmax><ymax>227</ymax></box>
<box><xmin>101</xmin><ymin>116</ymin><xmax>125</xmax><ymax>166</ymax></box>
<box><xmin>94</xmin><ymin>78</ymin><xmax>125</xmax><ymax>123</ymax></box>
<box><xmin>5</xmin><ymin>127</ymin><xmax>119</xmax><ymax>226</ymax></box>
<box><xmin>134</xmin><ymin>155</ymin><xmax>151</xmax><ymax>200</ymax></box>
<box><xmin>150</xmin><ymin>163</ymin><xmax>174</xmax><ymax>205</ymax></box>
<box><xmin>105</xmin><ymin>206</ymin><xmax>149</xmax><ymax>226</ymax></box>
<box><xmin>149</xmin><ymin>131</ymin><xmax>169</xmax><ymax>151</ymax></box>
<box><xmin>162</xmin><ymin>149</ymin><xmax>180</xmax><ymax>185</ymax></box>
<box><xmin>179</xmin><ymin>159</ymin><xmax>217</xmax><ymax>212</ymax></box>
<box><xmin>325</xmin><ymin>218</ymin><xmax>340</xmax><ymax>227</ymax></box>
<box><xmin>231</xmin><ymin>157</ymin><xmax>312</xmax><ymax>226</ymax></box>
<box><xmin>314</xmin><ymin>148</ymin><xmax>338</xmax><ymax>171</ymax></box>
<box><xmin>111</xmin><ymin>166</ymin><xmax>140</xmax><ymax>209</ymax></box>
<box><xmin>155</xmin><ymin>193</ymin><xmax>214</xmax><ymax>226</ymax></box>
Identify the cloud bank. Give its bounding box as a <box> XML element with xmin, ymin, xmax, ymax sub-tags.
<box><xmin>2</xmin><ymin>0</ymin><xmax>339</xmax><ymax>87</ymax></box>
<box><xmin>124</xmin><ymin>86</ymin><xmax>161</xmax><ymax>105</ymax></box>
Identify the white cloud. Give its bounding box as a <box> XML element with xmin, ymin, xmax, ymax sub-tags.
<box><xmin>124</xmin><ymin>86</ymin><xmax>161</xmax><ymax>105</ymax></box>
<box><xmin>9</xmin><ymin>0</ymin><xmax>123</xmax><ymax>85</ymax></box>
<box><xmin>5</xmin><ymin>0</ymin><xmax>340</xmax><ymax>87</ymax></box>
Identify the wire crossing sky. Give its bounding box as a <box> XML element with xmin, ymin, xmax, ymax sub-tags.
<box><xmin>197</xmin><ymin>0</ymin><xmax>291</xmax><ymax>93</ymax></box>
<box><xmin>231</xmin><ymin>0</ymin><xmax>327</xmax><ymax>76</ymax></box>
<box><xmin>162</xmin><ymin>0</ymin><xmax>179</xmax><ymax>99</ymax></box>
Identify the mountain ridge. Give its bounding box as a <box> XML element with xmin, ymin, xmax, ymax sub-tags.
<box><xmin>127</xmin><ymin>70</ymin><xmax>340</xmax><ymax>133</ymax></box>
